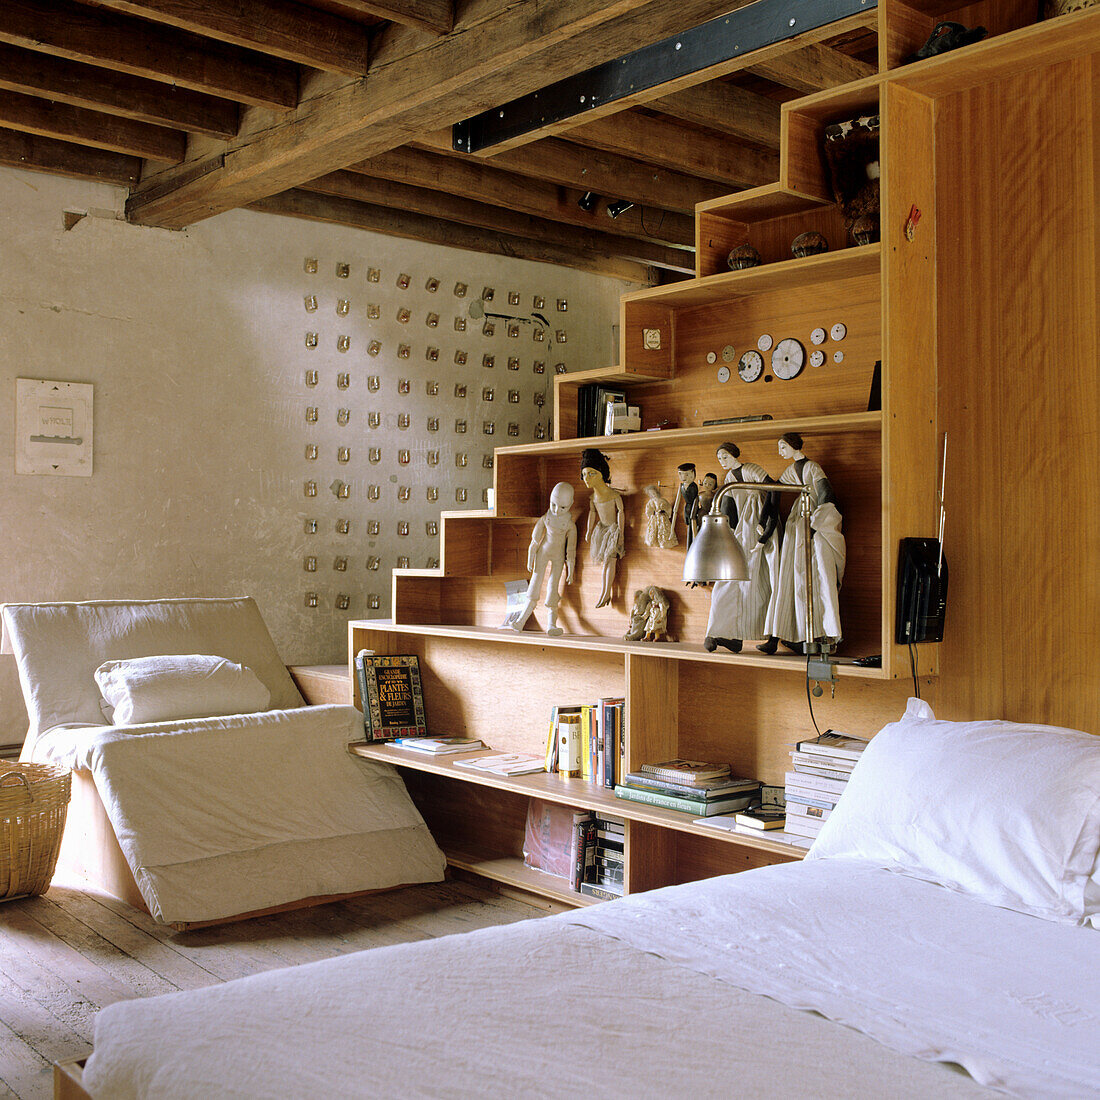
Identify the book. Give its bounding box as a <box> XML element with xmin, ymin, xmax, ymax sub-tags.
<box><xmin>637</xmin><ymin>759</ymin><xmax>731</xmax><ymax>784</ymax></box>
<box><xmin>733</xmin><ymin>807</ymin><xmax>787</xmax><ymax>830</ymax></box>
<box><xmin>783</xmin><ymin>769</ymin><xmax>850</xmax><ymax>797</ymax></box>
<box><xmin>614</xmin><ymin>785</ymin><xmax>757</xmax><ymax>816</ymax></box>
<box><xmin>790</xmin><ymin>750</ymin><xmax>856</xmax><ymax>772</ymax></box>
<box><xmin>569</xmin><ymin>812</ymin><xmax>595</xmax><ymax>892</ymax></box>
<box><xmin>579</xmin><ymin>881</ymin><xmax>623</xmax><ymax>901</ymax></box>
<box><xmin>395</xmin><ymin>736</ymin><xmax>483</xmax><ymax>754</ymax></box>
<box><xmin>784</xmin><ymin>790</ymin><xmax>840</xmax><ymax>812</ymax></box>
<box><xmin>692</xmin><ymin>816</ymin><xmax>814</xmax><ymax>849</ymax></box>
<box><xmin>356</xmin><ymin>651</ymin><xmax>428</xmax><ymax>741</ymax></box>
<box><xmin>623</xmin><ymin>770</ymin><xmax>759</xmax><ymax>799</ymax></box>
<box><xmin>787</xmin><ymin>801</ymin><xmax>832</xmax><ymax>824</ymax></box>
<box><xmin>453</xmin><ymin>752</ymin><xmax>545</xmax><ymax>775</ymax></box>
<box><xmin>600</xmin><ymin>698</ymin><xmax>624</xmax><ymax>789</ymax></box>
<box><xmin>783</xmin><ymin>817</ymin><xmax>825</xmax><ymax>839</ymax></box>
<box><xmin>795</xmin><ymin>730</ymin><xmax>869</xmax><ymax>761</ymax></box>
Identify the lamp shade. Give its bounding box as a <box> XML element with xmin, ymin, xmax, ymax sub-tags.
<box><xmin>682</xmin><ymin>513</ymin><xmax>749</xmax><ymax>582</ymax></box>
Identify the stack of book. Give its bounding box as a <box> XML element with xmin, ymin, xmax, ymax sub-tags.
<box><xmin>544</xmin><ymin>699</ymin><xmax>625</xmax><ymax>787</ymax></box>
<box><xmin>614</xmin><ymin>760</ymin><xmax>760</xmax><ymax>816</ymax></box>
<box><xmin>393</xmin><ymin>736</ymin><xmax>484</xmax><ymax>755</ymax></box>
<box><xmin>785</xmin><ymin>730</ymin><xmax>868</xmax><ymax>839</ymax></box>
<box><xmin>579</xmin><ymin>814</ymin><xmax>625</xmax><ymax>900</ymax></box>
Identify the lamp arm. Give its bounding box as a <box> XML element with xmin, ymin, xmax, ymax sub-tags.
<box><xmin>708</xmin><ymin>479</ymin><xmax>808</xmax><ymax>517</ymax></box>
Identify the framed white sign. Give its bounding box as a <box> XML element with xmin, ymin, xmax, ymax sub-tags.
<box><xmin>16</xmin><ymin>378</ymin><xmax>94</xmax><ymax>476</ymax></box>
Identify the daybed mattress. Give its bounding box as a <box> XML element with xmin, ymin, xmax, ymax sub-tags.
<box><xmin>83</xmin><ymin>860</ymin><xmax>1100</xmax><ymax>1099</ymax></box>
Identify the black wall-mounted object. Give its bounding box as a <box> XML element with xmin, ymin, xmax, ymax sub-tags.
<box><xmin>895</xmin><ymin>537</ymin><xmax>949</xmax><ymax>644</ymax></box>
<box><xmin>452</xmin><ymin>0</ymin><xmax>878</xmax><ymax>153</ymax></box>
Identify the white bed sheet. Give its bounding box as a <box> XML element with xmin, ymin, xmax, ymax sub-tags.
<box><xmin>33</xmin><ymin>705</ymin><xmax>446</xmax><ymax>924</ymax></box>
<box><xmin>566</xmin><ymin>860</ymin><xmax>1100</xmax><ymax>1098</ymax></box>
<box><xmin>83</xmin><ymin>903</ymin><xmax>990</xmax><ymax>1100</ymax></box>
<box><xmin>82</xmin><ymin>859</ymin><xmax>1099</xmax><ymax>1099</ymax></box>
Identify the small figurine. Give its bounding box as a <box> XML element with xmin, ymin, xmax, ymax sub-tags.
<box><xmin>506</xmin><ymin>481</ymin><xmax>577</xmax><ymax>636</ymax></box>
<box><xmin>642</xmin><ymin>483</ymin><xmax>678</xmax><ymax>549</ymax></box>
<box><xmin>758</xmin><ymin>432</ymin><xmax>845</xmax><ymax>655</ymax></box>
<box><xmin>623</xmin><ymin>586</ymin><xmax>670</xmax><ymax>643</ymax></box>
<box><xmin>672</xmin><ymin>462</ymin><xmax>700</xmax><ymax>548</ymax></box>
<box><xmin>705</xmin><ymin>442</ymin><xmax>781</xmax><ymax>654</ymax></box>
<box><xmin>580</xmin><ymin>448</ymin><xmax>625</xmax><ymax>610</ymax></box>
<box><xmin>904</xmin><ymin>21</ymin><xmax>986</xmax><ymax>63</ymax></box>
<box><xmin>697</xmin><ymin>471</ymin><xmax>719</xmax><ymax>517</ymax></box>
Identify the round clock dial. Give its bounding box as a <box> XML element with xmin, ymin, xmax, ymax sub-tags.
<box><xmin>721</xmin><ymin>344</ymin><xmax>736</xmax><ymax>362</ymax></box>
<box><xmin>706</xmin><ymin>351</ymin><xmax>717</xmax><ymax>364</ymax></box>
<box><xmin>830</xmin><ymin>322</ymin><xmax>847</xmax><ymax>341</ymax></box>
<box><xmin>809</xmin><ymin>349</ymin><xmax>825</xmax><ymax>368</ymax></box>
<box><xmin>717</xmin><ymin>364</ymin><xmax>731</xmax><ymax>383</ymax></box>
<box><xmin>757</xmin><ymin>333</ymin><xmax>773</xmax><ymax>352</ymax></box>
<box><xmin>833</xmin><ymin>350</ymin><xmax>845</xmax><ymax>364</ymax></box>
<box><xmin>810</xmin><ymin>327</ymin><xmax>826</xmax><ymax>346</ymax></box>
<box><xmin>771</xmin><ymin>337</ymin><xmax>805</xmax><ymax>380</ymax></box>
<box><xmin>737</xmin><ymin>349</ymin><xmax>764</xmax><ymax>382</ymax></box>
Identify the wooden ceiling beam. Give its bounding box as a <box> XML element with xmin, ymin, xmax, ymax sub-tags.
<box><xmin>413</xmin><ymin>130</ymin><xmax>727</xmax><ymax>215</ymax></box>
<box><xmin>650</xmin><ymin>82</ymin><xmax>780</xmax><ymax>149</ymax></box>
<box><xmin>124</xmin><ymin>0</ymin><xmax>750</xmax><ymax>227</ymax></box>
<box><xmin>88</xmin><ymin>0</ymin><xmax>371</xmax><ymax>75</ymax></box>
<box><xmin>0</xmin><ymin>0</ymin><xmax>298</xmax><ymax>109</ymax></box>
<box><xmin>0</xmin><ymin>126</ymin><xmax>140</xmax><ymax>185</ymax></box>
<box><xmin>561</xmin><ymin>110</ymin><xmax>778</xmax><ymax>190</ymax></box>
<box><xmin>749</xmin><ymin>44</ymin><xmax>876</xmax><ymax>93</ymax></box>
<box><xmin>0</xmin><ymin>89</ymin><xmax>185</xmax><ymax>162</ymax></box>
<box><xmin>346</xmin><ymin>146</ymin><xmax>696</xmax><ymax>247</ymax></box>
<box><xmin>303</xmin><ymin>170</ymin><xmax>693</xmax><ymax>273</ymax></box>
<box><xmin>328</xmin><ymin>0</ymin><xmax>452</xmax><ymax>35</ymax></box>
<box><xmin>248</xmin><ymin>189</ymin><xmax>656</xmax><ymax>283</ymax></box>
<box><xmin>0</xmin><ymin>44</ymin><xmax>238</xmax><ymax>139</ymax></box>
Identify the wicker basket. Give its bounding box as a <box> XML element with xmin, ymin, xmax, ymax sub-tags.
<box><xmin>0</xmin><ymin>763</ymin><xmax>71</xmax><ymax>900</ymax></box>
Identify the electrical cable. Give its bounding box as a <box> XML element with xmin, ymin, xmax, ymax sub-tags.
<box><xmin>805</xmin><ymin>651</ymin><xmax>823</xmax><ymax>736</ymax></box>
<box><xmin>908</xmin><ymin>641</ymin><xmax>920</xmax><ymax>698</ymax></box>
<box><xmin>640</xmin><ymin>206</ymin><xmax>666</xmax><ymax>238</ymax></box>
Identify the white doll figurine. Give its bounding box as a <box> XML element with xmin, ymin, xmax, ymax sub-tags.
<box><xmin>642</xmin><ymin>483</ymin><xmax>677</xmax><ymax>549</ymax></box>
<box><xmin>581</xmin><ymin>448</ymin><xmax>625</xmax><ymax>610</ymax></box>
<box><xmin>758</xmin><ymin>432</ymin><xmax>845</xmax><ymax>654</ymax></box>
<box><xmin>506</xmin><ymin>481</ymin><xmax>577</xmax><ymax>636</ymax></box>
<box><xmin>704</xmin><ymin>442</ymin><xmax>781</xmax><ymax>654</ymax></box>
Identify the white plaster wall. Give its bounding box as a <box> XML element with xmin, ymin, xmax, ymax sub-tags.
<box><xmin>0</xmin><ymin>168</ymin><xmax>632</xmax><ymax>747</ymax></box>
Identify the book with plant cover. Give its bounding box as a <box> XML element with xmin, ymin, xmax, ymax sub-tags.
<box><xmin>356</xmin><ymin>651</ymin><xmax>427</xmax><ymax>741</ymax></box>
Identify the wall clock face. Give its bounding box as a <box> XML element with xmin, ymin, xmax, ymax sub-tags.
<box><xmin>722</xmin><ymin>344</ymin><xmax>736</xmax><ymax>362</ymax></box>
<box><xmin>809</xmin><ymin>349</ymin><xmax>825</xmax><ymax>368</ymax></box>
<box><xmin>771</xmin><ymin>337</ymin><xmax>805</xmax><ymax>380</ymax></box>
<box><xmin>830</xmin><ymin>322</ymin><xmax>847</xmax><ymax>341</ymax></box>
<box><xmin>757</xmin><ymin>333</ymin><xmax>773</xmax><ymax>352</ymax></box>
<box><xmin>717</xmin><ymin>364</ymin><xmax>731</xmax><ymax>383</ymax></box>
<box><xmin>738</xmin><ymin>349</ymin><xmax>764</xmax><ymax>382</ymax></box>
<box><xmin>810</xmin><ymin>327</ymin><xmax>826</xmax><ymax>346</ymax></box>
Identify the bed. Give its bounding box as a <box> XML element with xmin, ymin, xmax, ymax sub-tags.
<box><xmin>1</xmin><ymin>598</ymin><xmax>445</xmax><ymax>927</ymax></box>
<box><xmin>58</xmin><ymin>701</ymin><xmax>1100</xmax><ymax>1098</ymax></box>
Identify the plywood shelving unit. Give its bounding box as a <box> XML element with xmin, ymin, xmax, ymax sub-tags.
<box><xmin>348</xmin><ymin>3</ymin><xmax>1100</xmax><ymax>907</ymax></box>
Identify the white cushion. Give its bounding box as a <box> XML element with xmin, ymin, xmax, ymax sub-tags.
<box><xmin>806</xmin><ymin>699</ymin><xmax>1100</xmax><ymax>925</ymax></box>
<box><xmin>95</xmin><ymin>654</ymin><xmax>271</xmax><ymax>726</ymax></box>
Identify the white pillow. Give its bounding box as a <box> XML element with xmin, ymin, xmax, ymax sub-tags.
<box><xmin>94</xmin><ymin>654</ymin><xmax>271</xmax><ymax>726</ymax></box>
<box><xmin>806</xmin><ymin>699</ymin><xmax>1100</xmax><ymax>925</ymax></box>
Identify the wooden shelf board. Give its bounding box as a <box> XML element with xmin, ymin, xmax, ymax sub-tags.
<box><xmin>887</xmin><ymin>7</ymin><xmax>1100</xmax><ymax>97</ymax></box>
<box><xmin>556</xmin><ymin>364</ymin><xmax>669</xmax><ymax>386</ymax></box>
<box><xmin>353</xmin><ymin>740</ymin><xmax>807</xmax><ymax>861</ymax></box>
<box><xmin>443</xmin><ymin>848</ymin><xmax>598</xmax><ymax>907</ymax></box>
<box><xmin>619</xmin><ymin>244</ymin><xmax>881</xmax><ymax>310</ymax></box>
<box><xmin>496</xmin><ymin>411</ymin><xmax>882</xmax><ymax>459</ymax></box>
<box><xmin>782</xmin><ymin>71</ymin><xmax>885</xmax><ymax>121</ymax></box>
<box><xmin>350</xmin><ymin>621</ymin><xmax>888</xmax><ymax>678</ymax></box>
<box><xmin>696</xmin><ymin>182</ymin><xmax>836</xmax><ymax>222</ymax></box>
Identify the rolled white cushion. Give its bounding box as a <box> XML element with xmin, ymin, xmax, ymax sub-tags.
<box><xmin>94</xmin><ymin>654</ymin><xmax>271</xmax><ymax>726</ymax></box>
<box><xmin>807</xmin><ymin>698</ymin><xmax>1100</xmax><ymax>925</ymax></box>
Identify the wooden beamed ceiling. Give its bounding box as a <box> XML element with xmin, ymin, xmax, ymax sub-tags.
<box><xmin>0</xmin><ymin>0</ymin><xmax>878</xmax><ymax>282</ymax></box>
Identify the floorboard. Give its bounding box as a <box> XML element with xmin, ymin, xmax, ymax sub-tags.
<box><xmin>0</xmin><ymin>869</ymin><xmax>547</xmax><ymax>1100</ymax></box>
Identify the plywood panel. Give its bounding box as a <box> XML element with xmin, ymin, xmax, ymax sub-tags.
<box><xmin>928</xmin><ymin>56</ymin><xmax>1100</xmax><ymax>731</ymax></box>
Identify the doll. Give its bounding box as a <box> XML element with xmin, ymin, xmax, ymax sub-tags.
<box><xmin>580</xmin><ymin>448</ymin><xmax>625</xmax><ymax>610</ymax></box>
<box><xmin>704</xmin><ymin>442</ymin><xmax>781</xmax><ymax>653</ymax></box>
<box><xmin>505</xmin><ymin>481</ymin><xmax>577</xmax><ymax>636</ymax></box>
<box><xmin>758</xmin><ymin>432</ymin><xmax>845</xmax><ymax>654</ymax></box>
<box><xmin>642</xmin><ymin>483</ymin><xmax>678</xmax><ymax>549</ymax></box>
<box><xmin>672</xmin><ymin>462</ymin><xmax>700</xmax><ymax>548</ymax></box>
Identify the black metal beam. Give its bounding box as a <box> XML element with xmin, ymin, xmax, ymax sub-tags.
<box><xmin>453</xmin><ymin>0</ymin><xmax>876</xmax><ymax>153</ymax></box>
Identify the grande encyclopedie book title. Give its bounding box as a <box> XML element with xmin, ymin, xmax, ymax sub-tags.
<box><xmin>356</xmin><ymin>651</ymin><xmax>428</xmax><ymax>741</ymax></box>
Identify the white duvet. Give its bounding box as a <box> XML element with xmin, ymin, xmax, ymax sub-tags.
<box><xmin>35</xmin><ymin>705</ymin><xmax>446</xmax><ymax>924</ymax></box>
<box><xmin>83</xmin><ymin>860</ymin><xmax>1100</xmax><ymax>1099</ymax></box>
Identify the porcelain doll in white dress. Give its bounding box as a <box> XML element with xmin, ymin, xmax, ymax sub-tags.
<box><xmin>704</xmin><ymin>442</ymin><xmax>781</xmax><ymax>653</ymax></box>
<box><xmin>758</xmin><ymin>432</ymin><xmax>845</xmax><ymax>654</ymax></box>
<box><xmin>581</xmin><ymin>448</ymin><xmax>625</xmax><ymax>609</ymax></box>
<box><xmin>642</xmin><ymin>483</ymin><xmax>677</xmax><ymax>549</ymax></box>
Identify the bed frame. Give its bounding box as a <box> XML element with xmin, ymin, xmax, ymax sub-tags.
<box><xmin>54</xmin><ymin>1059</ymin><xmax>91</xmax><ymax>1100</ymax></box>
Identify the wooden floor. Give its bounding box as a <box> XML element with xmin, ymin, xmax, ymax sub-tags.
<box><xmin>0</xmin><ymin>870</ymin><xmax>549</xmax><ymax>1099</ymax></box>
